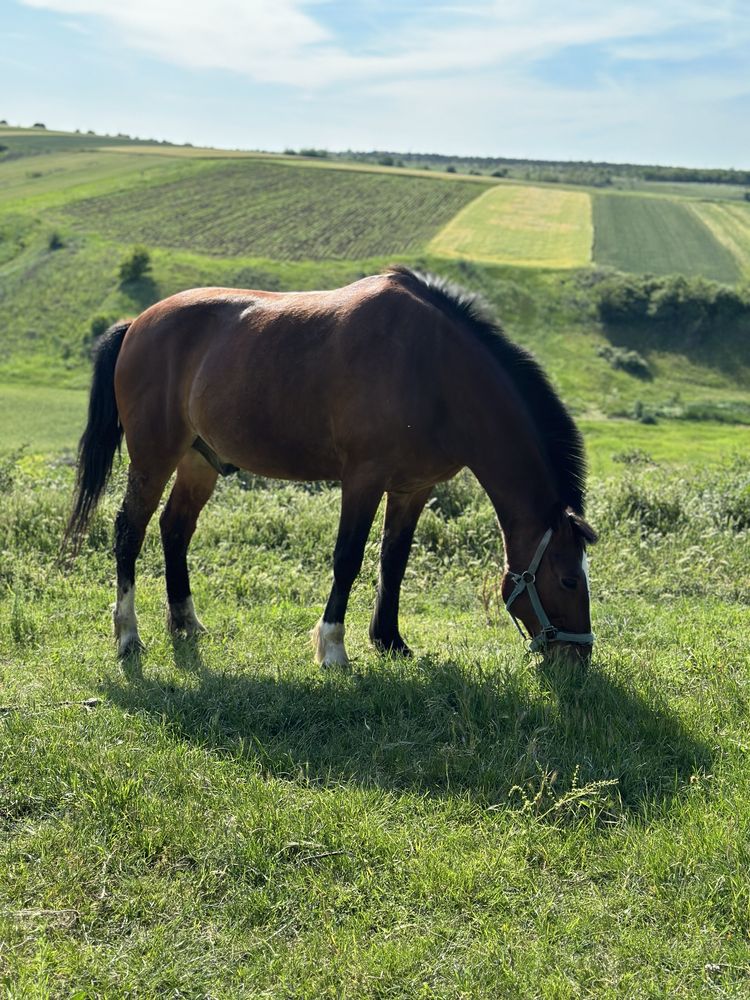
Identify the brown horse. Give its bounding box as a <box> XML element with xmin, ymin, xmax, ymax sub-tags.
<box><xmin>66</xmin><ymin>266</ymin><xmax>597</xmax><ymax>663</ymax></box>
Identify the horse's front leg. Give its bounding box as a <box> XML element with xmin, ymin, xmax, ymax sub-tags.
<box><xmin>313</xmin><ymin>476</ymin><xmax>383</xmax><ymax>668</ymax></box>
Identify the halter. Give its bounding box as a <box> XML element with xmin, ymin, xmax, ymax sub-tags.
<box><xmin>505</xmin><ymin>528</ymin><xmax>595</xmax><ymax>653</ymax></box>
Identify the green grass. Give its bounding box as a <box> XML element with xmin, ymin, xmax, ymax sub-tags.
<box><xmin>429</xmin><ymin>184</ymin><xmax>593</xmax><ymax>267</ymax></box>
<box><xmin>61</xmin><ymin>159</ymin><xmax>483</xmax><ymax>260</ymax></box>
<box><xmin>0</xmin><ymin>450</ymin><xmax>749</xmax><ymax>996</ymax></box>
<box><xmin>0</xmin><ymin>383</ymin><xmax>85</xmax><ymax>453</ymax></box>
<box><xmin>592</xmin><ymin>193</ymin><xmax>742</xmax><ymax>282</ymax></box>
<box><xmin>0</xmin><ymin>151</ymin><xmax>211</xmax><ymax>211</ymax></box>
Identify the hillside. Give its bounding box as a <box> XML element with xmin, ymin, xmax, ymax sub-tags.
<box><xmin>1</xmin><ymin>126</ymin><xmax>749</xmax><ymax>433</ymax></box>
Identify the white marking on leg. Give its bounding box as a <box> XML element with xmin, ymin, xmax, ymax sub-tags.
<box><xmin>113</xmin><ymin>585</ymin><xmax>142</xmax><ymax>656</ymax></box>
<box><xmin>169</xmin><ymin>596</ymin><xmax>206</xmax><ymax>636</ymax></box>
<box><xmin>312</xmin><ymin>619</ymin><xmax>349</xmax><ymax>668</ymax></box>
<box><xmin>582</xmin><ymin>551</ymin><xmax>590</xmax><ymax>593</ymax></box>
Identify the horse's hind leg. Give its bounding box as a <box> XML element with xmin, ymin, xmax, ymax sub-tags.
<box><xmin>159</xmin><ymin>449</ymin><xmax>218</xmax><ymax>636</ymax></box>
<box><xmin>114</xmin><ymin>465</ymin><xmax>172</xmax><ymax>657</ymax></box>
<box><xmin>313</xmin><ymin>476</ymin><xmax>383</xmax><ymax>667</ymax></box>
<box><xmin>369</xmin><ymin>487</ymin><xmax>432</xmax><ymax>656</ymax></box>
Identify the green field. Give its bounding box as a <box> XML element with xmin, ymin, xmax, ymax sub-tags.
<box><xmin>61</xmin><ymin>159</ymin><xmax>483</xmax><ymax>260</ymax></box>
<box><xmin>1</xmin><ymin>442</ymin><xmax>749</xmax><ymax>996</ymax></box>
<box><xmin>429</xmin><ymin>183</ymin><xmax>592</xmax><ymax>267</ymax></box>
<box><xmin>592</xmin><ymin>193</ymin><xmax>742</xmax><ymax>281</ymax></box>
<box><xmin>1</xmin><ymin>127</ymin><xmax>750</xmax><ymax>997</ymax></box>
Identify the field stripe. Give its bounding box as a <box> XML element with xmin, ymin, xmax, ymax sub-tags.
<box><xmin>688</xmin><ymin>201</ymin><xmax>750</xmax><ymax>277</ymax></box>
<box><xmin>428</xmin><ymin>184</ymin><xmax>593</xmax><ymax>268</ymax></box>
<box><xmin>592</xmin><ymin>193</ymin><xmax>741</xmax><ymax>282</ymax></box>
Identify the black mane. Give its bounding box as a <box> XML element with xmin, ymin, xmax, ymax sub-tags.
<box><xmin>387</xmin><ymin>265</ymin><xmax>587</xmax><ymax>513</ymax></box>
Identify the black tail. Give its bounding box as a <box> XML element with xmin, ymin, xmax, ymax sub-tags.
<box><xmin>64</xmin><ymin>320</ymin><xmax>131</xmax><ymax>553</ymax></box>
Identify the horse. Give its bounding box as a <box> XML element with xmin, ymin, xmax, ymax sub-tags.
<box><xmin>65</xmin><ymin>266</ymin><xmax>597</xmax><ymax>664</ymax></box>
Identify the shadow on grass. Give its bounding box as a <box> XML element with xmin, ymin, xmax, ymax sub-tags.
<box><xmin>602</xmin><ymin>317</ymin><xmax>750</xmax><ymax>383</ymax></box>
<box><xmin>104</xmin><ymin>639</ymin><xmax>711</xmax><ymax>821</ymax></box>
<box><xmin>119</xmin><ymin>275</ymin><xmax>159</xmax><ymax>312</ymax></box>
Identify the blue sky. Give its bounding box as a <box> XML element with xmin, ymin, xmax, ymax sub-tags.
<box><xmin>3</xmin><ymin>0</ymin><xmax>749</xmax><ymax>167</ymax></box>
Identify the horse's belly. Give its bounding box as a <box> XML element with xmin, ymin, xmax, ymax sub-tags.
<box><xmin>190</xmin><ymin>392</ymin><xmax>342</xmax><ymax>481</ymax></box>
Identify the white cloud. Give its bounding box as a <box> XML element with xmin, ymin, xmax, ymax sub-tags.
<box><xmin>20</xmin><ymin>0</ymin><xmax>750</xmax><ymax>89</ymax></box>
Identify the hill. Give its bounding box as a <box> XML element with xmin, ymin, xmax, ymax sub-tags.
<box><xmin>1</xmin><ymin>126</ymin><xmax>749</xmax><ymax>417</ymax></box>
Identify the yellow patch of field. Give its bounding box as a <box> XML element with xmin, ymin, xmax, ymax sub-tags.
<box><xmin>428</xmin><ymin>183</ymin><xmax>593</xmax><ymax>267</ymax></box>
<box><xmin>689</xmin><ymin>201</ymin><xmax>750</xmax><ymax>277</ymax></box>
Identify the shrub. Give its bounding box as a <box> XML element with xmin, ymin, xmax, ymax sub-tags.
<box><xmin>597</xmin><ymin>344</ymin><xmax>651</xmax><ymax>379</ymax></box>
<box><xmin>119</xmin><ymin>246</ymin><xmax>151</xmax><ymax>284</ymax></box>
<box><xmin>593</xmin><ymin>273</ymin><xmax>750</xmax><ymax>335</ymax></box>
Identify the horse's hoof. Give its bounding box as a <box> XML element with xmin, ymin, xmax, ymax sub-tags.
<box><xmin>118</xmin><ymin>633</ymin><xmax>144</xmax><ymax>659</ymax></box>
<box><xmin>312</xmin><ymin>619</ymin><xmax>350</xmax><ymax>669</ymax></box>
<box><xmin>167</xmin><ymin>598</ymin><xmax>206</xmax><ymax>637</ymax></box>
<box><xmin>371</xmin><ymin>636</ymin><xmax>413</xmax><ymax>658</ymax></box>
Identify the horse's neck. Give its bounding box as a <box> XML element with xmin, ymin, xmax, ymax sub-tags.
<box><xmin>473</xmin><ymin>452</ymin><xmax>558</xmax><ymax>568</ymax></box>
<box><xmin>461</xmin><ymin>373</ymin><xmax>559</xmax><ymax>563</ymax></box>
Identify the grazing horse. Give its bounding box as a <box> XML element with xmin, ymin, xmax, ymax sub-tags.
<box><xmin>66</xmin><ymin>266</ymin><xmax>597</xmax><ymax>663</ymax></box>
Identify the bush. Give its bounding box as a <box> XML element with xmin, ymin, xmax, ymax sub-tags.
<box><xmin>119</xmin><ymin>246</ymin><xmax>151</xmax><ymax>284</ymax></box>
<box><xmin>593</xmin><ymin>273</ymin><xmax>750</xmax><ymax>335</ymax></box>
<box><xmin>597</xmin><ymin>344</ymin><xmax>651</xmax><ymax>379</ymax></box>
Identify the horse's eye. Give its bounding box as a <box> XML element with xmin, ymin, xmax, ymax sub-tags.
<box><xmin>561</xmin><ymin>576</ymin><xmax>578</xmax><ymax>591</ymax></box>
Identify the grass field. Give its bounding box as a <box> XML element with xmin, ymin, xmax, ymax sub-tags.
<box><xmin>0</xmin><ymin>383</ymin><xmax>85</xmax><ymax>453</ymax></box>
<box><xmin>62</xmin><ymin>159</ymin><xmax>483</xmax><ymax>260</ymax></box>
<box><xmin>428</xmin><ymin>184</ymin><xmax>593</xmax><ymax>268</ymax></box>
<box><xmin>1</xmin><ymin>438</ymin><xmax>749</xmax><ymax>996</ymax></box>
<box><xmin>592</xmin><ymin>193</ymin><xmax>742</xmax><ymax>282</ymax></box>
<box><xmin>690</xmin><ymin>201</ymin><xmax>750</xmax><ymax>278</ymax></box>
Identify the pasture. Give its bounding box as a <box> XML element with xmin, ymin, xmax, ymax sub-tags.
<box><xmin>1</xmin><ymin>433</ymin><xmax>749</xmax><ymax>996</ymax></box>
<box><xmin>592</xmin><ymin>194</ymin><xmax>742</xmax><ymax>283</ymax></box>
<box><xmin>1</xmin><ymin>126</ymin><xmax>750</xmax><ymax>996</ymax></box>
<box><xmin>428</xmin><ymin>184</ymin><xmax>592</xmax><ymax>268</ymax></box>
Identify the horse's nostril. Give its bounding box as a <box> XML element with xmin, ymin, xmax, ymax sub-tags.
<box><xmin>561</xmin><ymin>576</ymin><xmax>578</xmax><ymax>590</ymax></box>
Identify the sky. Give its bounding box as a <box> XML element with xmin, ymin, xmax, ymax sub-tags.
<box><xmin>2</xmin><ymin>0</ymin><xmax>749</xmax><ymax>167</ymax></box>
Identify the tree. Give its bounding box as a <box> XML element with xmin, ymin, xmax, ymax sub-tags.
<box><xmin>119</xmin><ymin>246</ymin><xmax>151</xmax><ymax>284</ymax></box>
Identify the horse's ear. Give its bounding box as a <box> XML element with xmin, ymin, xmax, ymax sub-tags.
<box><xmin>566</xmin><ymin>509</ymin><xmax>598</xmax><ymax>545</ymax></box>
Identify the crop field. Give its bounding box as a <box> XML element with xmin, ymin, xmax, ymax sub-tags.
<box><xmin>2</xmin><ymin>128</ymin><xmax>750</xmax><ymax>996</ymax></box>
<box><xmin>592</xmin><ymin>193</ymin><xmax>742</xmax><ymax>282</ymax></box>
<box><xmin>428</xmin><ymin>184</ymin><xmax>593</xmax><ymax>268</ymax></box>
<box><xmin>690</xmin><ymin>201</ymin><xmax>750</xmax><ymax>278</ymax></box>
<box><xmin>62</xmin><ymin>160</ymin><xmax>484</xmax><ymax>260</ymax></box>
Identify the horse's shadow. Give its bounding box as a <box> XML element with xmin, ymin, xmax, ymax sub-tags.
<box><xmin>107</xmin><ymin>640</ymin><xmax>710</xmax><ymax>822</ymax></box>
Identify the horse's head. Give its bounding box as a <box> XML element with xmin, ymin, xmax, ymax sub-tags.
<box><xmin>503</xmin><ymin>508</ymin><xmax>598</xmax><ymax>660</ymax></box>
